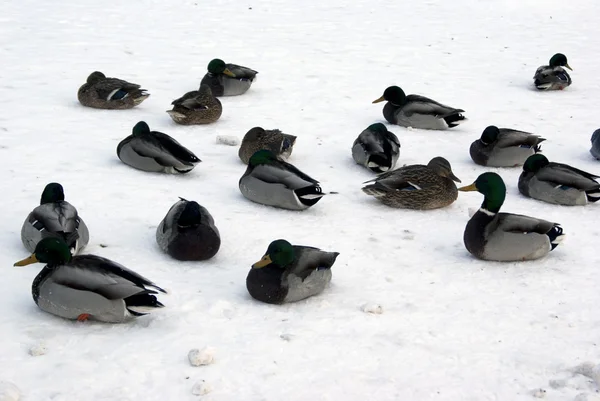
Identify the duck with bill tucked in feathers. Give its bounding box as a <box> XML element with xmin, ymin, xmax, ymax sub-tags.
<box><xmin>166</xmin><ymin>85</ymin><xmax>222</xmax><ymax>125</ymax></box>
<box><xmin>238</xmin><ymin>127</ymin><xmax>297</xmax><ymax>165</ymax></box>
<box><xmin>352</xmin><ymin>123</ymin><xmax>401</xmax><ymax>173</ymax></box>
<box><xmin>77</xmin><ymin>71</ymin><xmax>149</xmax><ymax>109</ymax></box>
<box><xmin>469</xmin><ymin>125</ymin><xmax>546</xmax><ymax>167</ymax></box>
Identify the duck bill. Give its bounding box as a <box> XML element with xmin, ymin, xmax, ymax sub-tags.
<box><xmin>14</xmin><ymin>254</ymin><xmax>39</xmax><ymax>267</ymax></box>
<box><xmin>565</xmin><ymin>63</ymin><xmax>573</xmax><ymax>71</ymax></box>
<box><xmin>458</xmin><ymin>183</ymin><xmax>477</xmax><ymax>192</ymax></box>
<box><xmin>449</xmin><ymin>172</ymin><xmax>462</xmax><ymax>183</ymax></box>
<box><xmin>223</xmin><ymin>68</ymin><xmax>236</xmax><ymax>78</ymax></box>
<box><xmin>372</xmin><ymin>96</ymin><xmax>385</xmax><ymax>104</ymax></box>
<box><xmin>252</xmin><ymin>254</ymin><xmax>272</xmax><ymax>269</ymax></box>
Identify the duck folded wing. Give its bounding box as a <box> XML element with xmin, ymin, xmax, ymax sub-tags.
<box><xmin>171</xmin><ymin>92</ymin><xmax>207</xmax><ymax>110</ymax></box>
<box><xmin>496</xmin><ymin>213</ymin><xmax>556</xmax><ymax>234</ymax></box>
<box><xmin>288</xmin><ymin>246</ymin><xmax>339</xmax><ymax>280</ymax></box>
<box><xmin>131</xmin><ymin>135</ymin><xmax>197</xmax><ymax>166</ymax></box>
<box><xmin>251</xmin><ymin>161</ymin><xmax>319</xmax><ymax>187</ymax></box>
<box><xmin>93</xmin><ymin>78</ymin><xmax>141</xmax><ymax>100</ymax></box>
<box><xmin>496</xmin><ymin>130</ymin><xmax>544</xmax><ymax>148</ymax></box>
<box><xmin>404</xmin><ymin>95</ymin><xmax>464</xmax><ymax>117</ymax></box>
<box><xmin>537</xmin><ymin>164</ymin><xmax>600</xmax><ymax>188</ymax></box>
<box><xmin>227</xmin><ymin>64</ymin><xmax>258</xmax><ymax>79</ymax></box>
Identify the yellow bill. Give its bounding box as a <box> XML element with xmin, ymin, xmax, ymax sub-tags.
<box><xmin>252</xmin><ymin>254</ymin><xmax>272</xmax><ymax>269</ymax></box>
<box><xmin>14</xmin><ymin>254</ymin><xmax>39</xmax><ymax>267</ymax></box>
<box><xmin>372</xmin><ymin>96</ymin><xmax>385</xmax><ymax>104</ymax></box>
<box><xmin>565</xmin><ymin>63</ymin><xmax>573</xmax><ymax>71</ymax></box>
<box><xmin>223</xmin><ymin>68</ymin><xmax>236</xmax><ymax>78</ymax></box>
<box><xmin>458</xmin><ymin>183</ymin><xmax>478</xmax><ymax>192</ymax></box>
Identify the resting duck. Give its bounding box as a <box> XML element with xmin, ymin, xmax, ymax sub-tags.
<box><xmin>518</xmin><ymin>154</ymin><xmax>600</xmax><ymax>206</ymax></box>
<box><xmin>591</xmin><ymin>129</ymin><xmax>600</xmax><ymax>160</ymax></box>
<box><xmin>200</xmin><ymin>58</ymin><xmax>258</xmax><ymax>96</ymax></box>
<box><xmin>117</xmin><ymin>121</ymin><xmax>201</xmax><ymax>174</ymax></box>
<box><xmin>352</xmin><ymin>123</ymin><xmax>401</xmax><ymax>173</ymax></box>
<box><xmin>246</xmin><ymin>239</ymin><xmax>340</xmax><ymax>304</ymax></box>
<box><xmin>362</xmin><ymin>157</ymin><xmax>461</xmax><ymax>209</ymax></box>
<box><xmin>14</xmin><ymin>237</ymin><xmax>166</xmax><ymax>323</ymax></box>
<box><xmin>21</xmin><ymin>182</ymin><xmax>89</xmax><ymax>255</ymax></box>
<box><xmin>469</xmin><ymin>125</ymin><xmax>546</xmax><ymax>167</ymax></box>
<box><xmin>372</xmin><ymin>86</ymin><xmax>466</xmax><ymax>130</ymax></box>
<box><xmin>166</xmin><ymin>85</ymin><xmax>222</xmax><ymax>125</ymax></box>
<box><xmin>533</xmin><ymin>53</ymin><xmax>572</xmax><ymax>91</ymax></box>
<box><xmin>77</xmin><ymin>71</ymin><xmax>149</xmax><ymax>109</ymax></box>
<box><xmin>459</xmin><ymin>172</ymin><xmax>565</xmax><ymax>261</ymax></box>
<box><xmin>238</xmin><ymin>127</ymin><xmax>297</xmax><ymax>165</ymax></box>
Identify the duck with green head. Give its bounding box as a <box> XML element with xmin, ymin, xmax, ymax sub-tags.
<box><xmin>362</xmin><ymin>157</ymin><xmax>461</xmax><ymax>209</ymax></box>
<box><xmin>352</xmin><ymin>123</ymin><xmax>401</xmax><ymax>173</ymax></box>
<box><xmin>469</xmin><ymin>125</ymin><xmax>546</xmax><ymax>167</ymax></box>
<box><xmin>77</xmin><ymin>71</ymin><xmax>149</xmax><ymax>109</ymax></box>
<box><xmin>14</xmin><ymin>237</ymin><xmax>166</xmax><ymax>323</ymax></box>
<box><xmin>372</xmin><ymin>86</ymin><xmax>466</xmax><ymax>130</ymax></box>
<box><xmin>238</xmin><ymin>127</ymin><xmax>297</xmax><ymax>165</ymax></box>
<box><xmin>239</xmin><ymin>150</ymin><xmax>325</xmax><ymax>210</ymax></box>
<box><xmin>533</xmin><ymin>53</ymin><xmax>573</xmax><ymax>90</ymax></box>
<box><xmin>200</xmin><ymin>58</ymin><xmax>258</xmax><ymax>97</ymax></box>
<box><xmin>117</xmin><ymin>121</ymin><xmax>201</xmax><ymax>174</ymax></box>
<box><xmin>21</xmin><ymin>182</ymin><xmax>89</xmax><ymax>255</ymax></box>
<box><xmin>246</xmin><ymin>239</ymin><xmax>340</xmax><ymax>304</ymax></box>
<box><xmin>459</xmin><ymin>172</ymin><xmax>565</xmax><ymax>261</ymax></box>
<box><xmin>156</xmin><ymin>198</ymin><xmax>221</xmax><ymax>261</ymax></box>
<box><xmin>518</xmin><ymin>154</ymin><xmax>600</xmax><ymax>206</ymax></box>
<box><xmin>167</xmin><ymin>85</ymin><xmax>223</xmax><ymax>125</ymax></box>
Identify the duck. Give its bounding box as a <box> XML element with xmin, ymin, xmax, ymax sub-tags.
<box><xmin>77</xmin><ymin>71</ymin><xmax>149</xmax><ymax>109</ymax></box>
<box><xmin>591</xmin><ymin>129</ymin><xmax>600</xmax><ymax>160</ymax></box>
<box><xmin>117</xmin><ymin>121</ymin><xmax>201</xmax><ymax>174</ymax></box>
<box><xmin>200</xmin><ymin>58</ymin><xmax>258</xmax><ymax>97</ymax></box>
<box><xmin>156</xmin><ymin>198</ymin><xmax>221</xmax><ymax>261</ymax></box>
<box><xmin>372</xmin><ymin>86</ymin><xmax>466</xmax><ymax>130</ymax></box>
<box><xmin>361</xmin><ymin>157</ymin><xmax>461</xmax><ymax>209</ymax></box>
<box><xmin>239</xmin><ymin>150</ymin><xmax>325</xmax><ymax>210</ymax></box>
<box><xmin>14</xmin><ymin>237</ymin><xmax>166</xmax><ymax>323</ymax></box>
<box><xmin>518</xmin><ymin>154</ymin><xmax>600</xmax><ymax>206</ymax></box>
<box><xmin>246</xmin><ymin>239</ymin><xmax>340</xmax><ymax>304</ymax></box>
<box><xmin>533</xmin><ymin>53</ymin><xmax>573</xmax><ymax>91</ymax></box>
<box><xmin>166</xmin><ymin>85</ymin><xmax>222</xmax><ymax>125</ymax></box>
<box><xmin>458</xmin><ymin>172</ymin><xmax>565</xmax><ymax>261</ymax></box>
<box><xmin>21</xmin><ymin>182</ymin><xmax>89</xmax><ymax>255</ymax></box>
<box><xmin>352</xmin><ymin>123</ymin><xmax>401</xmax><ymax>173</ymax></box>
<box><xmin>238</xmin><ymin>127</ymin><xmax>297</xmax><ymax>165</ymax></box>
<box><xmin>469</xmin><ymin>125</ymin><xmax>546</xmax><ymax>167</ymax></box>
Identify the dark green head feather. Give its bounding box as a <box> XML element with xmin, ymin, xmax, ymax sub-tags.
<box><xmin>470</xmin><ymin>172</ymin><xmax>506</xmax><ymax>213</ymax></box>
<box><xmin>382</xmin><ymin>86</ymin><xmax>407</xmax><ymax>105</ymax></box>
<box><xmin>549</xmin><ymin>53</ymin><xmax>569</xmax><ymax>68</ymax></box>
<box><xmin>367</xmin><ymin>123</ymin><xmax>388</xmax><ymax>133</ymax></box>
<box><xmin>178</xmin><ymin>200</ymin><xmax>202</xmax><ymax>228</ymax></box>
<box><xmin>33</xmin><ymin>237</ymin><xmax>72</xmax><ymax>265</ymax></box>
<box><xmin>263</xmin><ymin>239</ymin><xmax>295</xmax><ymax>268</ymax></box>
<box><xmin>207</xmin><ymin>59</ymin><xmax>227</xmax><ymax>74</ymax></box>
<box><xmin>248</xmin><ymin>149</ymin><xmax>278</xmax><ymax>167</ymax></box>
<box><xmin>523</xmin><ymin>154</ymin><xmax>550</xmax><ymax>173</ymax></box>
<box><xmin>132</xmin><ymin>121</ymin><xmax>151</xmax><ymax>136</ymax></box>
<box><xmin>480</xmin><ymin>126</ymin><xmax>500</xmax><ymax>145</ymax></box>
<box><xmin>40</xmin><ymin>182</ymin><xmax>65</xmax><ymax>204</ymax></box>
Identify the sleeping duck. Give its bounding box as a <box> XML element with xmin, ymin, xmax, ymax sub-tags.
<box><xmin>372</xmin><ymin>86</ymin><xmax>466</xmax><ymax>130</ymax></box>
<box><xmin>518</xmin><ymin>154</ymin><xmax>600</xmax><ymax>206</ymax></box>
<box><xmin>352</xmin><ymin>123</ymin><xmax>401</xmax><ymax>173</ymax></box>
<box><xmin>459</xmin><ymin>172</ymin><xmax>565</xmax><ymax>261</ymax></box>
<box><xmin>533</xmin><ymin>53</ymin><xmax>573</xmax><ymax>91</ymax></box>
<box><xmin>117</xmin><ymin>121</ymin><xmax>201</xmax><ymax>174</ymax></box>
<box><xmin>200</xmin><ymin>58</ymin><xmax>258</xmax><ymax>96</ymax></box>
<box><xmin>156</xmin><ymin>198</ymin><xmax>221</xmax><ymax>261</ymax></box>
<box><xmin>239</xmin><ymin>150</ymin><xmax>325</xmax><ymax>210</ymax></box>
<box><xmin>14</xmin><ymin>237</ymin><xmax>166</xmax><ymax>323</ymax></box>
<box><xmin>238</xmin><ymin>127</ymin><xmax>297</xmax><ymax>165</ymax></box>
<box><xmin>246</xmin><ymin>239</ymin><xmax>340</xmax><ymax>304</ymax></box>
<box><xmin>591</xmin><ymin>129</ymin><xmax>600</xmax><ymax>160</ymax></box>
<box><xmin>166</xmin><ymin>85</ymin><xmax>222</xmax><ymax>125</ymax></box>
<box><xmin>469</xmin><ymin>125</ymin><xmax>546</xmax><ymax>167</ymax></box>
<box><xmin>362</xmin><ymin>157</ymin><xmax>461</xmax><ymax>209</ymax></box>
<box><xmin>77</xmin><ymin>71</ymin><xmax>149</xmax><ymax>109</ymax></box>
<box><xmin>21</xmin><ymin>182</ymin><xmax>89</xmax><ymax>255</ymax></box>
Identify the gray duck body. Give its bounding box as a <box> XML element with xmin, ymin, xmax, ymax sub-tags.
<box><xmin>77</xmin><ymin>71</ymin><xmax>149</xmax><ymax>109</ymax></box>
<box><xmin>238</xmin><ymin>127</ymin><xmax>297</xmax><ymax>165</ymax></box>
<box><xmin>166</xmin><ymin>85</ymin><xmax>222</xmax><ymax>125</ymax></box>
<box><xmin>246</xmin><ymin>246</ymin><xmax>339</xmax><ymax>304</ymax></box>
<box><xmin>383</xmin><ymin>95</ymin><xmax>465</xmax><ymax>130</ymax></box>
<box><xmin>591</xmin><ymin>129</ymin><xmax>600</xmax><ymax>160</ymax></box>
<box><xmin>117</xmin><ymin>122</ymin><xmax>201</xmax><ymax>174</ymax></box>
<box><xmin>352</xmin><ymin>123</ymin><xmax>401</xmax><ymax>173</ymax></box>
<box><xmin>469</xmin><ymin>127</ymin><xmax>546</xmax><ymax>167</ymax></box>
<box><xmin>533</xmin><ymin>66</ymin><xmax>572</xmax><ymax>91</ymax></box>
<box><xmin>201</xmin><ymin>63</ymin><xmax>258</xmax><ymax>97</ymax></box>
<box><xmin>156</xmin><ymin>199</ymin><xmax>221</xmax><ymax>261</ymax></box>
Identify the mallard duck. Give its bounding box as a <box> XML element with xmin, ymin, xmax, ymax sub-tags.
<box><xmin>77</xmin><ymin>71</ymin><xmax>149</xmax><ymax>109</ymax></box>
<box><xmin>238</xmin><ymin>127</ymin><xmax>297</xmax><ymax>165</ymax></box>
<box><xmin>352</xmin><ymin>123</ymin><xmax>401</xmax><ymax>173</ymax></box>
<box><xmin>166</xmin><ymin>85</ymin><xmax>222</xmax><ymax>125</ymax></box>
<box><xmin>246</xmin><ymin>239</ymin><xmax>340</xmax><ymax>304</ymax></box>
<box><xmin>14</xmin><ymin>237</ymin><xmax>166</xmax><ymax>323</ymax></box>
<box><xmin>372</xmin><ymin>86</ymin><xmax>466</xmax><ymax>130</ymax></box>
<box><xmin>362</xmin><ymin>157</ymin><xmax>461</xmax><ymax>209</ymax></box>
<box><xmin>239</xmin><ymin>150</ymin><xmax>325</xmax><ymax>210</ymax></box>
<box><xmin>470</xmin><ymin>125</ymin><xmax>546</xmax><ymax>167</ymax></box>
<box><xmin>21</xmin><ymin>182</ymin><xmax>89</xmax><ymax>255</ymax></box>
<box><xmin>156</xmin><ymin>198</ymin><xmax>221</xmax><ymax>261</ymax></box>
<box><xmin>117</xmin><ymin>121</ymin><xmax>201</xmax><ymax>174</ymax></box>
<box><xmin>518</xmin><ymin>154</ymin><xmax>600</xmax><ymax>206</ymax></box>
<box><xmin>459</xmin><ymin>172</ymin><xmax>565</xmax><ymax>261</ymax></box>
<box><xmin>533</xmin><ymin>53</ymin><xmax>572</xmax><ymax>91</ymax></box>
<box><xmin>200</xmin><ymin>58</ymin><xmax>258</xmax><ymax>97</ymax></box>
<box><xmin>591</xmin><ymin>129</ymin><xmax>600</xmax><ymax>160</ymax></box>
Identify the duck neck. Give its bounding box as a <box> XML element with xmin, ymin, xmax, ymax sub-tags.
<box><xmin>480</xmin><ymin>189</ymin><xmax>505</xmax><ymax>215</ymax></box>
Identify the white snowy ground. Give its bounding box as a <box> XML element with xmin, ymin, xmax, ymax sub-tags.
<box><xmin>0</xmin><ymin>0</ymin><xmax>599</xmax><ymax>400</ymax></box>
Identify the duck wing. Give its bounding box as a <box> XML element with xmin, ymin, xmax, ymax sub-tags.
<box><xmin>535</xmin><ymin>163</ymin><xmax>600</xmax><ymax>189</ymax></box>
<box><xmin>496</xmin><ymin>130</ymin><xmax>545</xmax><ymax>148</ymax></box>
<box><xmin>403</xmin><ymin>94</ymin><xmax>464</xmax><ymax>117</ymax></box>
<box><xmin>226</xmin><ymin>63</ymin><xmax>258</xmax><ymax>79</ymax></box>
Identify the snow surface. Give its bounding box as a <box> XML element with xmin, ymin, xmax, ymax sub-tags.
<box><xmin>1</xmin><ymin>0</ymin><xmax>599</xmax><ymax>400</ymax></box>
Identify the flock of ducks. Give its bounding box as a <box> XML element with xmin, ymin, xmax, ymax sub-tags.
<box><xmin>11</xmin><ymin>53</ymin><xmax>600</xmax><ymax>324</ymax></box>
